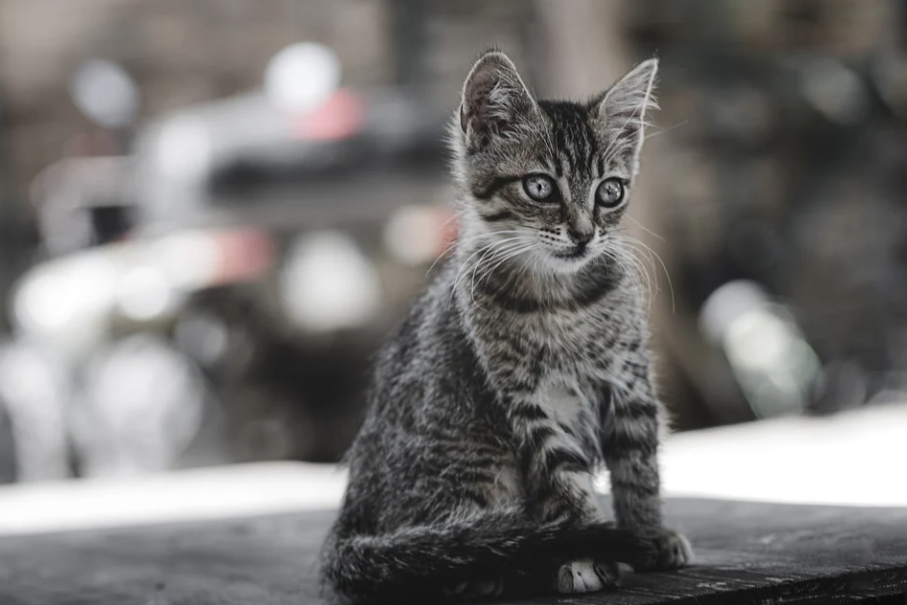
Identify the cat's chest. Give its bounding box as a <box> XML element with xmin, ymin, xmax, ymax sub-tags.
<box><xmin>523</xmin><ymin>309</ymin><xmax>620</xmax><ymax>370</ymax></box>
<box><xmin>472</xmin><ymin>303</ymin><xmax>633</xmax><ymax>386</ymax></box>
<box><xmin>530</xmin><ymin>378</ymin><xmax>601</xmax><ymax>467</ymax></box>
<box><xmin>534</xmin><ymin>381</ymin><xmax>586</xmax><ymax>427</ymax></box>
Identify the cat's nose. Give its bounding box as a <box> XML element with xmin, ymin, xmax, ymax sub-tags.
<box><xmin>567</xmin><ymin>227</ymin><xmax>593</xmax><ymax>246</ymax></box>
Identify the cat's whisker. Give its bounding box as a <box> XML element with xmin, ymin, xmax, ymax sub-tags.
<box><xmin>426</xmin><ymin>211</ymin><xmax>469</xmax><ymax>277</ymax></box>
<box><xmin>612</xmin><ymin>233</ymin><xmax>675</xmax><ymax>314</ymax></box>
<box><xmin>457</xmin><ymin>237</ymin><xmax>531</xmax><ymax>310</ymax></box>
<box><xmin>613</xmin><ymin>238</ymin><xmax>657</xmax><ymax>304</ymax></box>
<box><xmin>613</xmin><ymin>236</ymin><xmax>658</xmax><ymax>299</ymax></box>
<box><xmin>622</xmin><ymin>243</ymin><xmax>662</xmax><ymax>315</ymax></box>
<box><xmin>601</xmin><ymin>242</ymin><xmax>652</xmax><ymax>315</ymax></box>
<box><xmin>480</xmin><ymin>242</ymin><xmax>536</xmax><ymax>285</ymax></box>
<box><xmin>470</xmin><ymin>239</ymin><xmax>536</xmax><ymax>299</ymax></box>
<box><xmin>450</xmin><ymin>243</ymin><xmax>496</xmax><ymax>309</ymax></box>
<box><xmin>428</xmin><ymin>238</ymin><xmax>464</xmax><ymax>277</ymax></box>
<box><xmin>624</xmin><ymin>214</ymin><xmax>665</xmax><ymax>243</ymax></box>
<box><xmin>468</xmin><ymin>241</ymin><xmax>526</xmax><ymax>309</ymax></box>
<box><xmin>644</xmin><ymin>119</ymin><xmax>688</xmax><ymax>141</ymax></box>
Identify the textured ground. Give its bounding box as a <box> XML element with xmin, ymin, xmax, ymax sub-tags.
<box><xmin>1</xmin><ymin>496</ymin><xmax>906</xmax><ymax>605</ymax></box>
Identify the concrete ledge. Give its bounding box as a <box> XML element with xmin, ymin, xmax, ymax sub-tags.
<box><xmin>0</xmin><ymin>403</ymin><xmax>903</xmax><ymax>536</ymax></box>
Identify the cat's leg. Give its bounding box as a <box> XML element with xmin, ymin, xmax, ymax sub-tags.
<box><xmin>504</xmin><ymin>387</ymin><xmax>603</xmax><ymax>522</ymax></box>
<box><xmin>545</xmin><ymin>471</ymin><xmax>622</xmax><ymax>594</ymax></box>
<box><xmin>507</xmin><ymin>395</ymin><xmax>621</xmax><ymax>594</ymax></box>
<box><xmin>435</xmin><ymin>488</ymin><xmax>517</xmax><ymax>599</ymax></box>
<box><xmin>599</xmin><ymin>370</ymin><xmax>693</xmax><ymax>571</ymax></box>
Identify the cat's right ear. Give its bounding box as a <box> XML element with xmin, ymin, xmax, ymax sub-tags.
<box><xmin>459</xmin><ymin>51</ymin><xmax>536</xmax><ymax>153</ymax></box>
<box><xmin>592</xmin><ymin>59</ymin><xmax>659</xmax><ymax>178</ymax></box>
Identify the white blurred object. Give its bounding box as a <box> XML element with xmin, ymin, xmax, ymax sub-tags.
<box><xmin>12</xmin><ymin>228</ymin><xmax>268</xmax><ymax>344</ymax></box>
<box><xmin>798</xmin><ymin>58</ymin><xmax>868</xmax><ymax>125</ymax></box>
<box><xmin>699</xmin><ymin>280</ymin><xmax>821</xmax><ymax>418</ymax></box>
<box><xmin>699</xmin><ymin>280</ymin><xmax>765</xmax><ymax>344</ymax></box>
<box><xmin>12</xmin><ymin>252</ymin><xmax>119</xmax><ymax>355</ymax></box>
<box><xmin>657</xmin><ymin>403</ymin><xmax>907</xmax><ymax>507</ymax></box>
<box><xmin>115</xmin><ymin>266</ymin><xmax>175</xmax><ymax>321</ymax></box>
<box><xmin>280</xmin><ymin>231</ymin><xmax>381</xmax><ymax>332</ymax></box>
<box><xmin>70</xmin><ymin>60</ymin><xmax>139</xmax><ymax>128</ymax></box>
<box><xmin>74</xmin><ymin>335</ymin><xmax>205</xmax><ymax>477</ymax></box>
<box><xmin>0</xmin><ymin>462</ymin><xmax>346</xmax><ymax>536</ymax></box>
<box><xmin>150</xmin><ymin>230</ymin><xmax>221</xmax><ymax>289</ymax></box>
<box><xmin>156</xmin><ymin>117</ymin><xmax>212</xmax><ymax>180</ymax></box>
<box><xmin>264</xmin><ymin>43</ymin><xmax>342</xmax><ymax>113</ymax></box>
<box><xmin>0</xmin><ymin>344</ymin><xmax>70</xmax><ymax>481</ymax></box>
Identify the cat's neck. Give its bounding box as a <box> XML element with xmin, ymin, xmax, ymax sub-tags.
<box><xmin>451</xmin><ymin>232</ymin><xmax>624</xmax><ymax>314</ymax></box>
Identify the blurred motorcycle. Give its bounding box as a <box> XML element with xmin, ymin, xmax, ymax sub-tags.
<box><xmin>2</xmin><ymin>45</ymin><xmax>457</xmax><ymax>479</ymax></box>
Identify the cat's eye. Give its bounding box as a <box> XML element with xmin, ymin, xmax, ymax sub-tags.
<box><xmin>596</xmin><ymin>178</ymin><xmax>625</xmax><ymax>208</ymax></box>
<box><xmin>522</xmin><ymin>175</ymin><xmax>557</xmax><ymax>202</ymax></box>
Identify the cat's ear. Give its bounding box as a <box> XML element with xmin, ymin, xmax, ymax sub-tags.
<box><xmin>593</xmin><ymin>58</ymin><xmax>659</xmax><ymax>174</ymax></box>
<box><xmin>459</xmin><ymin>50</ymin><xmax>536</xmax><ymax>153</ymax></box>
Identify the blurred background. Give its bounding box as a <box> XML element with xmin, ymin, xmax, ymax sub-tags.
<box><xmin>0</xmin><ymin>0</ymin><xmax>905</xmax><ymax>486</ymax></box>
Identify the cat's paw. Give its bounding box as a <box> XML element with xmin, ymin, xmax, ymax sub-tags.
<box><xmin>555</xmin><ymin>559</ymin><xmax>619</xmax><ymax>594</ymax></box>
<box><xmin>442</xmin><ymin>576</ymin><xmax>504</xmax><ymax>600</ymax></box>
<box><xmin>636</xmin><ymin>527</ymin><xmax>693</xmax><ymax>571</ymax></box>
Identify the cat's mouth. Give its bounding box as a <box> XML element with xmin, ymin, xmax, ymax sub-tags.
<box><xmin>553</xmin><ymin>244</ymin><xmax>588</xmax><ymax>260</ymax></box>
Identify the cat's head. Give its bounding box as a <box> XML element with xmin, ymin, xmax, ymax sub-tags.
<box><xmin>450</xmin><ymin>50</ymin><xmax>658</xmax><ymax>274</ymax></box>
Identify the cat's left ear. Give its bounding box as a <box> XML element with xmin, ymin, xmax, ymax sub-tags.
<box><xmin>593</xmin><ymin>58</ymin><xmax>659</xmax><ymax>175</ymax></box>
<box><xmin>459</xmin><ymin>50</ymin><xmax>537</xmax><ymax>153</ymax></box>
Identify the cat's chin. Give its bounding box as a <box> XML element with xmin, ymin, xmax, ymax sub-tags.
<box><xmin>539</xmin><ymin>251</ymin><xmax>598</xmax><ymax>275</ymax></box>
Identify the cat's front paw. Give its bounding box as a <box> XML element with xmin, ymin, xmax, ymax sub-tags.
<box><xmin>635</xmin><ymin>528</ymin><xmax>693</xmax><ymax>571</ymax></box>
<box><xmin>555</xmin><ymin>559</ymin><xmax>619</xmax><ymax>594</ymax></box>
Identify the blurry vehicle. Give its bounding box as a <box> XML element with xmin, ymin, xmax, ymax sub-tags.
<box><xmin>130</xmin><ymin>76</ymin><xmax>457</xmax><ymax>464</ymax></box>
<box><xmin>31</xmin><ymin>156</ymin><xmax>137</xmax><ymax>257</ymax></box>
<box><xmin>3</xmin><ymin>46</ymin><xmax>458</xmax><ymax>478</ymax></box>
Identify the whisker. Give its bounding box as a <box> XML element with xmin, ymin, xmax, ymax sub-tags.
<box><xmin>454</xmin><ymin>236</ymin><xmax>531</xmax><ymax>310</ymax></box>
<box><xmin>624</xmin><ymin>214</ymin><xmax>665</xmax><ymax>243</ymax></box>
<box><xmin>612</xmin><ymin>233</ymin><xmax>675</xmax><ymax>314</ymax></box>
<box><xmin>470</xmin><ymin>240</ymin><xmax>537</xmax><ymax>309</ymax></box>
<box><xmin>468</xmin><ymin>244</ymin><xmax>512</xmax><ymax>309</ymax></box>
<box><xmin>644</xmin><ymin>119</ymin><xmax>689</xmax><ymax>141</ymax></box>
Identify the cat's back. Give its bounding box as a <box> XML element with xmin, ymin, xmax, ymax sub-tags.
<box><xmin>340</xmin><ymin>260</ymin><xmax>516</xmax><ymax>526</ymax></box>
<box><xmin>346</xmin><ymin>258</ymin><xmax>499</xmax><ymax>458</ymax></box>
<box><xmin>367</xmin><ymin>259</ymin><xmax>465</xmax><ymax>407</ymax></box>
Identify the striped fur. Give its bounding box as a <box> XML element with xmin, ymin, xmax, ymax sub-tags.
<box><xmin>320</xmin><ymin>50</ymin><xmax>691</xmax><ymax>604</ymax></box>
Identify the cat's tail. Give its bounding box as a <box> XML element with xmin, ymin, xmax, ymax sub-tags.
<box><xmin>319</xmin><ymin>509</ymin><xmax>653</xmax><ymax>603</ymax></box>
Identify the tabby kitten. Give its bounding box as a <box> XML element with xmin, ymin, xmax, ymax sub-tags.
<box><xmin>320</xmin><ymin>50</ymin><xmax>692</xmax><ymax>603</ymax></box>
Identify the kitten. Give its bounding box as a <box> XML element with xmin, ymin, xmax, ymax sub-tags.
<box><xmin>319</xmin><ymin>50</ymin><xmax>692</xmax><ymax>603</ymax></box>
